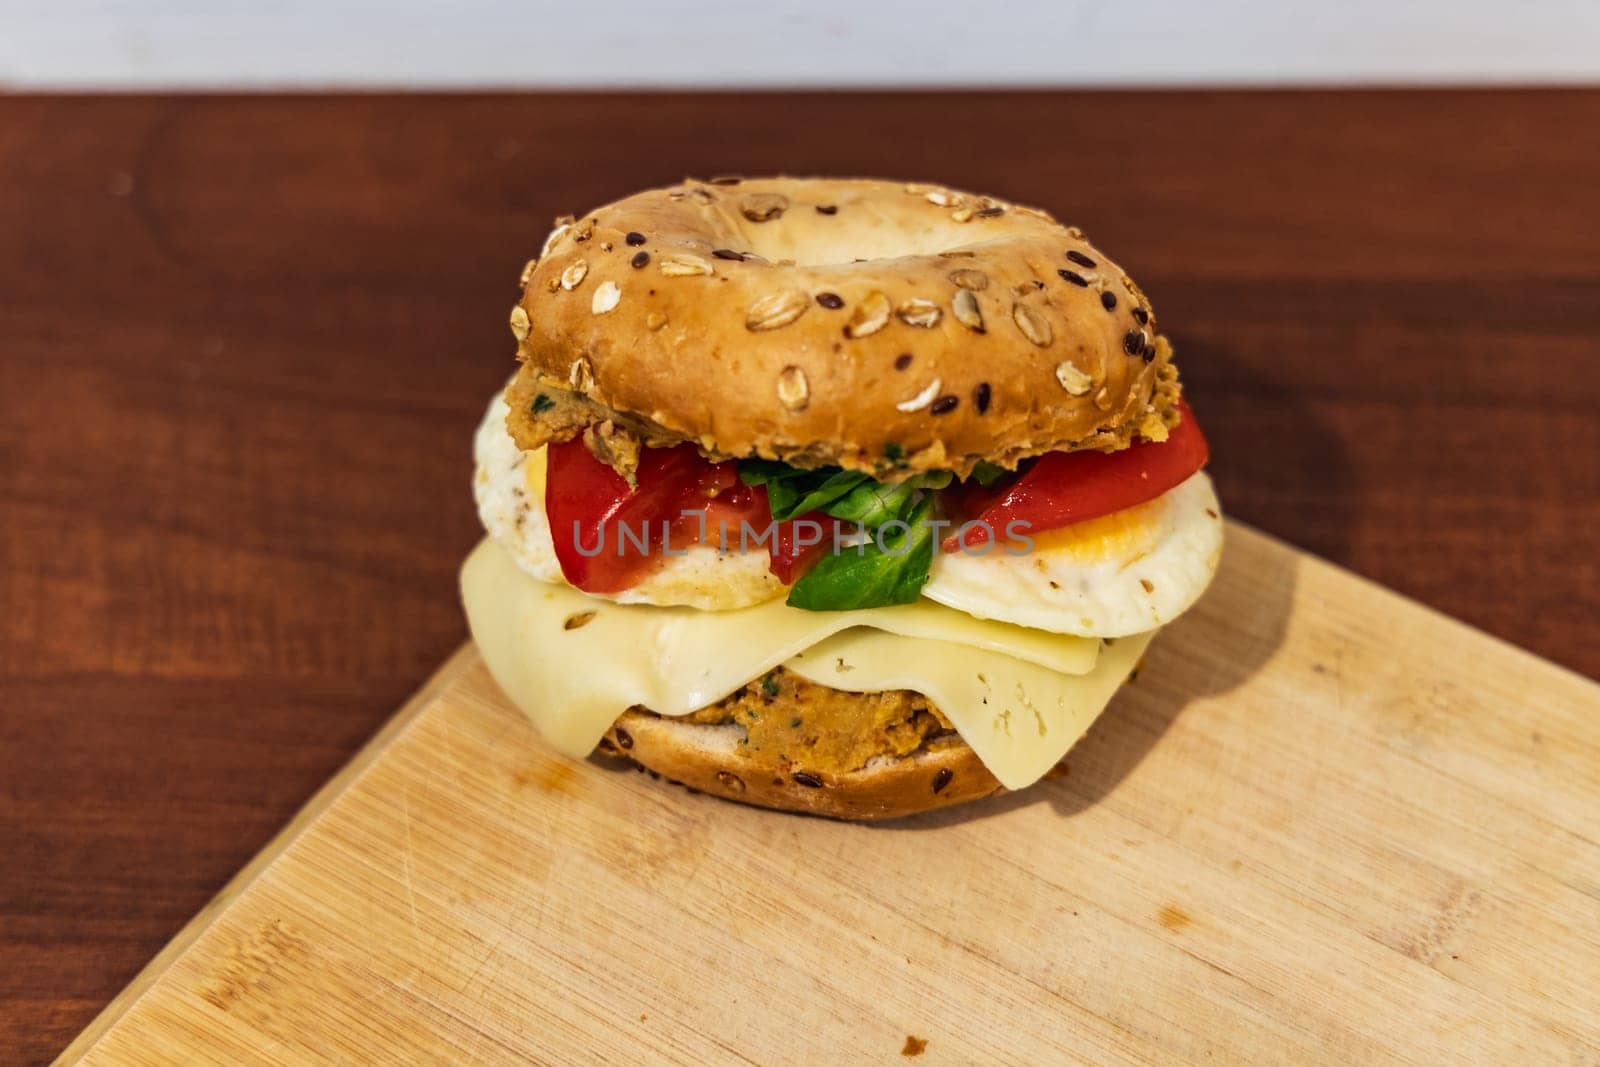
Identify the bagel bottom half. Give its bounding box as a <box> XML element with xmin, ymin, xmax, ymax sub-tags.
<box><xmin>594</xmin><ymin>667</ymin><xmax>1011</xmax><ymax>821</ymax></box>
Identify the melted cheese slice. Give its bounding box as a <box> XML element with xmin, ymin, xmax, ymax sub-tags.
<box><xmin>787</xmin><ymin>630</ymin><xmax>1152</xmax><ymax>790</ymax></box>
<box><xmin>462</xmin><ymin>538</ymin><xmax>1141</xmax><ymax>789</ymax></box>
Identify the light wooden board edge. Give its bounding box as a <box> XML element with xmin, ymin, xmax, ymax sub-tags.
<box><xmin>52</xmin><ymin>644</ymin><xmax>484</xmax><ymax>1066</ymax></box>
<box><xmin>51</xmin><ymin>520</ymin><xmax>1599</xmax><ymax>1062</ymax></box>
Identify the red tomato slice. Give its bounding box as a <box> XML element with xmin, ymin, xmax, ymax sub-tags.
<box><xmin>546</xmin><ymin>439</ymin><xmax>750</xmax><ymax>593</ymax></box>
<box><xmin>943</xmin><ymin>401</ymin><xmax>1210</xmax><ymax>551</ymax></box>
<box><xmin>767</xmin><ymin>512</ymin><xmax>846</xmax><ymax>584</ymax></box>
<box><xmin>545</xmin><ymin>439</ymin><xmax>834</xmax><ymax>592</ymax></box>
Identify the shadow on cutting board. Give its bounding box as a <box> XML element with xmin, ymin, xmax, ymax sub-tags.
<box><xmin>900</xmin><ymin>339</ymin><xmax>1350</xmax><ymax>831</ymax></box>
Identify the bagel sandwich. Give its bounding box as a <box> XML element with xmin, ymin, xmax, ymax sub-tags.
<box><xmin>463</xmin><ymin>176</ymin><xmax>1223</xmax><ymax>820</ymax></box>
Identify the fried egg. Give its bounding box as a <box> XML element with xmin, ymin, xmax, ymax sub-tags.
<box><xmin>476</xmin><ymin>391</ymin><xmax>1222</xmax><ymax>631</ymax></box>
<box><xmin>474</xmin><ymin>392</ymin><xmax>784</xmax><ymax>610</ymax></box>
<box><xmin>922</xmin><ymin>470</ymin><xmax>1223</xmax><ymax>637</ymax></box>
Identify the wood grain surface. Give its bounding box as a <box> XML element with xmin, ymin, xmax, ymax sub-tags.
<box><xmin>55</xmin><ymin>525</ymin><xmax>1600</xmax><ymax>1064</ymax></box>
<box><xmin>2</xmin><ymin>90</ymin><xmax>1598</xmax><ymax>1061</ymax></box>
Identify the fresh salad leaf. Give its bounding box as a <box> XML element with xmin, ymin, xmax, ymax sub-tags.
<box><xmin>738</xmin><ymin>462</ymin><xmax>869</xmax><ymax>522</ymax></box>
<box><xmin>822</xmin><ymin>471</ymin><xmax>951</xmax><ymax>528</ymax></box>
<box><xmin>739</xmin><ymin>460</ymin><xmax>951</xmax><ymax>610</ymax></box>
<box><xmin>739</xmin><ymin>460</ymin><xmax>948</xmax><ymax>529</ymax></box>
<box><xmin>785</xmin><ymin>496</ymin><xmax>935</xmax><ymax>611</ymax></box>
<box><xmin>969</xmin><ymin>460</ymin><xmax>1009</xmax><ymax>488</ymax></box>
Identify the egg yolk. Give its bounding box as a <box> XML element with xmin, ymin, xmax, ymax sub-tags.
<box><xmin>1021</xmin><ymin>494</ymin><xmax>1166</xmax><ymax>564</ymax></box>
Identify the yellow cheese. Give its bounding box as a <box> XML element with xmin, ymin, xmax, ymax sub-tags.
<box><xmin>462</xmin><ymin>538</ymin><xmax>1138</xmax><ymax>788</ymax></box>
<box><xmin>786</xmin><ymin>629</ymin><xmax>1152</xmax><ymax>790</ymax></box>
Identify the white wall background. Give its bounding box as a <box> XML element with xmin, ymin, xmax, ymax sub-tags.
<box><xmin>3</xmin><ymin>0</ymin><xmax>1598</xmax><ymax>89</ymax></box>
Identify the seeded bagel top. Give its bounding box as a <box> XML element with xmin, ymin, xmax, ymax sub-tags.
<box><xmin>506</xmin><ymin>176</ymin><xmax>1181</xmax><ymax>478</ymax></box>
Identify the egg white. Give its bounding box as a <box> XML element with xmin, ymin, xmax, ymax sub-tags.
<box><xmin>922</xmin><ymin>470</ymin><xmax>1223</xmax><ymax>637</ymax></box>
<box><xmin>473</xmin><ymin>392</ymin><xmax>785</xmax><ymax>610</ymax></box>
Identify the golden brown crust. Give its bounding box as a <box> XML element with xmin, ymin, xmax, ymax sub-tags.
<box><xmin>601</xmin><ymin>710</ymin><xmax>1007</xmax><ymax>821</ymax></box>
<box><xmin>509</xmin><ymin>177</ymin><xmax>1180</xmax><ymax>479</ymax></box>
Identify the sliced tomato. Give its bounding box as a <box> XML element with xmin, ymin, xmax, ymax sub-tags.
<box><xmin>547</xmin><ymin>439</ymin><xmax>749</xmax><ymax>593</ymax></box>
<box><xmin>942</xmin><ymin>401</ymin><xmax>1210</xmax><ymax>551</ymax></box>
<box><xmin>767</xmin><ymin>511</ymin><xmax>847</xmax><ymax>584</ymax></box>
<box><xmin>545</xmin><ymin>438</ymin><xmax>837</xmax><ymax>592</ymax></box>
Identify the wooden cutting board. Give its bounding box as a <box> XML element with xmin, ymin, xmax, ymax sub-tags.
<box><xmin>57</xmin><ymin>523</ymin><xmax>1600</xmax><ymax>1065</ymax></box>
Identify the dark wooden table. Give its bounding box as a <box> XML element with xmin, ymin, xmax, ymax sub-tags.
<box><xmin>2</xmin><ymin>90</ymin><xmax>1597</xmax><ymax>1062</ymax></box>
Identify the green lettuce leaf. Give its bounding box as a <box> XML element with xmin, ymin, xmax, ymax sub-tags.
<box><xmin>969</xmin><ymin>460</ymin><xmax>1009</xmax><ymax>488</ymax></box>
<box><xmin>785</xmin><ymin>496</ymin><xmax>935</xmax><ymax>611</ymax></box>
<box><xmin>822</xmin><ymin>471</ymin><xmax>950</xmax><ymax>528</ymax></box>
<box><xmin>739</xmin><ymin>460</ymin><xmax>953</xmax><ymax>611</ymax></box>
<box><xmin>738</xmin><ymin>462</ymin><xmax>869</xmax><ymax>522</ymax></box>
<box><xmin>739</xmin><ymin>460</ymin><xmax>949</xmax><ymax>528</ymax></box>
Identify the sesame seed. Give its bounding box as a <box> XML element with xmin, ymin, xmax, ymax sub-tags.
<box><xmin>932</xmin><ymin>768</ymin><xmax>953</xmax><ymax>794</ymax></box>
<box><xmin>976</xmin><ymin>206</ymin><xmax>1004</xmax><ymax>218</ymax></box>
<box><xmin>930</xmin><ymin>395</ymin><xmax>959</xmax><ymax>415</ymax></box>
<box><xmin>631</xmin><ymin>251</ymin><xmax>650</xmax><ymax>268</ymax></box>
<box><xmin>560</xmin><ymin>260</ymin><xmax>589</xmax><ymax>290</ymax></box>
<box><xmin>776</xmin><ymin>365</ymin><xmax>810</xmax><ymax>411</ymax></box>
<box><xmin>1123</xmin><ymin>329</ymin><xmax>1147</xmax><ymax>356</ymax></box>
<box><xmin>1142</xmin><ymin>344</ymin><xmax>1157</xmax><ymax>362</ymax></box>
<box><xmin>816</xmin><ymin>291</ymin><xmax>845</xmax><ymax>309</ymax></box>
<box><xmin>708</xmin><ymin>175</ymin><xmax>743</xmax><ymax>185</ymax></box>
<box><xmin>951</xmin><ymin>289</ymin><xmax>985</xmax><ymax>333</ymax></box>
<box><xmin>890</xmin><ymin>299</ymin><xmax>938</xmax><ymax>328</ymax></box>
<box><xmin>740</xmin><ymin>193</ymin><xmax>789</xmax><ymax>222</ymax></box>
<box><xmin>1055</xmin><ymin>361</ymin><xmax>1093</xmax><ymax>396</ymax></box>
<box><xmin>1012</xmin><ymin>302</ymin><xmax>1053</xmax><ymax>346</ymax></box>
<box><xmin>1058</xmin><ymin>269</ymin><xmax>1089</xmax><ymax>287</ymax></box>
<box><xmin>895</xmin><ymin>353</ymin><xmax>913</xmax><ymax>371</ymax></box>
<box><xmin>973</xmin><ymin>382</ymin><xmax>991</xmax><ymax>414</ymax></box>
<box><xmin>591</xmin><ymin>281</ymin><xmax>621</xmax><ymax>315</ymax></box>
<box><xmin>1067</xmin><ymin>250</ymin><xmax>1097</xmax><ymax>268</ymax></box>
<box><xmin>793</xmin><ymin>771</ymin><xmax>823</xmax><ymax>788</ymax></box>
<box><xmin>625</xmin><ymin>231</ymin><xmax>647</xmax><ymax>246</ymax></box>
<box><xmin>896</xmin><ymin>378</ymin><xmax>942</xmax><ymax>413</ymax></box>
<box><xmin>1100</xmin><ymin>290</ymin><xmax>1117</xmax><ymax>311</ymax></box>
<box><xmin>1132</xmin><ymin>306</ymin><xmax>1149</xmax><ymax>325</ymax></box>
<box><xmin>712</xmin><ymin>248</ymin><xmax>745</xmax><ymax>261</ymax></box>
<box><xmin>816</xmin><ymin>204</ymin><xmax>838</xmax><ymax>215</ymax></box>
